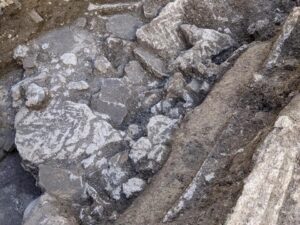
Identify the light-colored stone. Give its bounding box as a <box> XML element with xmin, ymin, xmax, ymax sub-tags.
<box><xmin>147</xmin><ymin>115</ymin><xmax>177</xmax><ymax>145</ymax></box>
<box><xmin>23</xmin><ymin>194</ymin><xmax>78</xmax><ymax>225</ymax></box>
<box><xmin>122</xmin><ymin>178</ymin><xmax>146</xmax><ymax>198</ymax></box>
<box><xmin>67</xmin><ymin>81</ymin><xmax>89</xmax><ymax>91</ymax></box>
<box><xmin>24</xmin><ymin>83</ymin><xmax>47</xmax><ymax>108</ymax></box>
<box><xmin>226</xmin><ymin>94</ymin><xmax>300</xmax><ymax>225</ymax></box>
<box><xmin>15</xmin><ymin>101</ymin><xmax>123</xmax><ymax>165</ymax></box>
<box><xmin>60</xmin><ymin>53</ymin><xmax>77</xmax><ymax>66</ymax></box>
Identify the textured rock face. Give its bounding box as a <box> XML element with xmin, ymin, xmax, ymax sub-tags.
<box><xmin>226</xmin><ymin>95</ymin><xmax>300</xmax><ymax>225</ymax></box>
<box><xmin>1</xmin><ymin>1</ymin><xmax>300</xmax><ymax>225</ymax></box>
<box><xmin>23</xmin><ymin>194</ymin><xmax>78</xmax><ymax>225</ymax></box>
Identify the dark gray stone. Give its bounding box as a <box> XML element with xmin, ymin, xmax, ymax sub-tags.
<box><xmin>0</xmin><ymin>153</ymin><xmax>41</xmax><ymax>225</ymax></box>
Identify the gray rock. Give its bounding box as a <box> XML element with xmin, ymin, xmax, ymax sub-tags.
<box><xmin>67</xmin><ymin>81</ymin><xmax>89</xmax><ymax>91</ymax></box>
<box><xmin>166</xmin><ymin>72</ymin><xmax>186</xmax><ymax>98</ymax></box>
<box><xmin>147</xmin><ymin>115</ymin><xmax>177</xmax><ymax>145</ymax></box>
<box><xmin>91</xmin><ymin>78</ymin><xmax>131</xmax><ymax>125</ymax></box>
<box><xmin>186</xmin><ymin>78</ymin><xmax>201</xmax><ymax>93</ymax></box>
<box><xmin>171</xmin><ymin>25</ymin><xmax>236</xmax><ymax>74</ymax></box>
<box><xmin>142</xmin><ymin>0</ymin><xmax>170</xmax><ymax>19</ymax></box>
<box><xmin>39</xmin><ymin>165</ymin><xmax>85</xmax><ymax>202</ymax></box>
<box><xmin>124</xmin><ymin>61</ymin><xmax>148</xmax><ymax>86</ymax></box>
<box><xmin>129</xmin><ymin>137</ymin><xmax>152</xmax><ymax>164</ymax></box>
<box><xmin>0</xmin><ymin>153</ymin><xmax>41</xmax><ymax>225</ymax></box>
<box><xmin>94</xmin><ymin>55</ymin><xmax>117</xmax><ymax>76</ymax></box>
<box><xmin>127</xmin><ymin>124</ymin><xmax>143</xmax><ymax>140</ymax></box>
<box><xmin>265</xmin><ymin>7</ymin><xmax>300</xmax><ymax>70</ymax></box>
<box><xmin>134</xmin><ymin>47</ymin><xmax>168</xmax><ymax>78</ymax></box>
<box><xmin>23</xmin><ymin>194</ymin><xmax>78</xmax><ymax>225</ymax></box>
<box><xmin>106</xmin><ymin>14</ymin><xmax>143</xmax><ymax>40</ymax></box>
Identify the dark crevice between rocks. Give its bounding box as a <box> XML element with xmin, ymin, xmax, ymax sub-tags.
<box><xmin>0</xmin><ymin>150</ymin><xmax>42</xmax><ymax>225</ymax></box>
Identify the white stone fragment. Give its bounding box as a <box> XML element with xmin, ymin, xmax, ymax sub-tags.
<box><xmin>129</xmin><ymin>137</ymin><xmax>152</xmax><ymax>164</ymax></box>
<box><xmin>13</xmin><ymin>45</ymin><xmax>29</xmax><ymax>59</ymax></box>
<box><xmin>25</xmin><ymin>83</ymin><xmax>46</xmax><ymax>108</ymax></box>
<box><xmin>147</xmin><ymin>115</ymin><xmax>177</xmax><ymax>145</ymax></box>
<box><xmin>60</xmin><ymin>53</ymin><xmax>77</xmax><ymax>65</ymax></box>
<box><xmin>122</xmin><ymin>177</ymin><xmax>146</xmax><ymax>198</ymax></box>
<box><xmin>67</xmin><ymin>81</ymin><xmax>89</xmax><ymax>90</ymax></box>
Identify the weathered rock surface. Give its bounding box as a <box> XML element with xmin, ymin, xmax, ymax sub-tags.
<box><xmin>226</xmin><ymin>94</ymin><xmax>300</xmax><ymax>225</ymax></box>
<box><xmin>1</xmin><ymin>1</ymin><xmax>300</xmax><ymax>225</ymax></box>
<box><xmin>23</xmin><ymin>194</ymin><xmax>78</xmax><ymax>225</ymax></box>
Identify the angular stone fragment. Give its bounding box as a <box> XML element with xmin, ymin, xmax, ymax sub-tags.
<box><xmin>142</xmin><ymin>0</ymin><xmax>170</xmax><ymax>19</ymax></box>
<box><xmin>265</xmin><ymin>7</ymin><xmax>300</xmax><ymax>70</ymax></box>
<box><xmin>87</xmin><ymin>2</ymin><xmax>142</xmax><ymax>14</ymax></box>
<box><xmin>122</xmin><ymin>178</ymin><xmax>146</xmax><ymax>198</ymax></box>
<box><xmin>23</xmin><ymin>194</ymin><xmax>78</xmax><ymax>225</ymax></box>
<box><xmin>226</xmin><ymin>94</ymin><xmax>300</xmax><ymax>225</ymax></box>
<box><xmin>134</xmin><ymin>47</ymin><xmax>168</xmax><ymax>78</ymax></box>
<box><xmin>147</xmin><ymin>115</ymin><xmax>177</xmax><ymax>145</ymax></box>
<box><xmin>39</xmin><ymin>165</ymin><xmax>85</xmax><ymax>202</ymax></box>
<box><xmin>165</xmin><ymin>72</ymin><xmax>186</xmax><ymax>98</ymax></box>
<box><xmin>171</xmin><ymin>25</ymin><xmax>236</xmax><ymax>74</ymax></box>
<box><xmin>129</xmin><ymin>137</ymin><xmax>152</xmax><ymax>164</ymax></box>
<box><xmin>94</xmin><ymin>56</ymin><xmax>116</xmax><ymax>76</ymax></box>
<box><xmin>60</xmin><ymin>53</ymin><xmax>77</xmax><ymax>65</ymax></box>
<box><xmin>136</xmin><ymin>0</ymin><xmax>187</xmax><ymax>59</ymax></box>
<box><xmin>106</xmin><ymin>14</ymin><xmax>143</xmax><ymax>41</ymax></box>
<box><xmin>67</xmin><ymin>81</ymin><xmax>89</xmax><ymax>91</ymax></box>
<box><xmin>91</xmin><ymin>78</ymin><xmax>131</xmax><ymax>125</ymax></box>
<box><xmin>124</xmin><ymin>61</ymin><xmax>148</xmax><ymax>86</ymax></box>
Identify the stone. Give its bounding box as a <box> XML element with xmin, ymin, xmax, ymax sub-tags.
<box><xmin>0</xmin><ymin>153</ymin><xmax>41</xmax><ymax>225</ymax></box>
<box><xmin>24</xmin><ymin>83</ymin><xmax>47</xmax><ymax>108</ymax></box>
<box><xmin>147</xmin><ymin>115</ymin><xmax>177</xmax><ymax>145</ymax></box>
<box><xmin>28</xmin><ymin>9</ymin><xmax>44</xmax><ymax>23</ymax></box>
<box><xmin>142</xmin><ymin>0</ymin><xmax>170</xmax><ymax>19</ymax></box>
<box><xmin>87</xmin><ymin>2</ymin><xmax>142</xmax><ymax>14</ymax></box>
<box><xmin>127</xmin><ymin>124</ymin><xmax>143</xmax><ymax>140</ymax></box>
<box><xmin>226</xmin><ymin>94</ymin><xmax>300</xmax><ymax>225</ymax></box>
<box><xmin>94</xmin><ymin>55</ymin><xmax>116</xmax><ymax>76</ymax></box>
<box><xmin>13</xmin><ymin>45</ymin><xmax>29</xmax><ymax>60</ymax></box>
<box><xmin>129</xmin><ymin>137</ymin><xmax>152</xmax><ymax>164</ymax></box>
<box><xmin>101</xmin><ymin>152</ymin><xmax>131</xmax><ymax>200</ymax></box>
<box><xmin>171</xmin><ymin>25</ymin><xmax>236</xmax><ymax>73</ymax></box>
<box><xmin>23</xmin><ymin>194</ymin><xmax>78</xmax><ymax>225</ymax></box>
<box><xmin>91</xmin><ymin>78</ymin><xmax>131</xmax><ymax>125</ymax></box>
<box><xmin>136</xmin><ymin>0</ymin><xmax>187</xmax><ymax>59</ymax></box>
<box><xmin>15</xmin><ymin>101</ymin><xmax>123</xmax><ymax>165</ymax></box>
<box><xmin>122</xmin><ymin>178</ymin><xmax>146</xmax><ymax>198</ymax></box>
<box><xmin>166</xmin><ymin>72</ymin><xmax>186</xmax><ymax>98</ymax></box>
<box><xmin>134</xmin><ymin>47</ymin><xmax>168</xmax><ymax>78</ymax></box>
<box><xmin>124</xmin><ymin>61</ymin><xmax>148</xmax><ymax>86</ymax></box>
<box><xmin>67</xmin><ymin>81</ymin><xmax>89</xmax><ymax>90</ymax></box>
<box><xmin>265</xmin><ymin>7</ymin><xmax>300</xmax><ymax>70</ymax></box>
<box><xmin>186</xmin><ymin>78</ymin><xmax>201</xmax><ymax>93</ymax></box>
<box><xmin>106</xmin><ymin>14</ymin><xmax>143</xmax><ymax>40</ymax></box>
<box><xmin>38</xmin><ymin>165</ymin><xmax>85</xmax><ymax>202</ymax></box>
<box><xmin>60</xmin><ymin>53</ymin><xmax>77</xmax><ymax>65</ymax></box>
